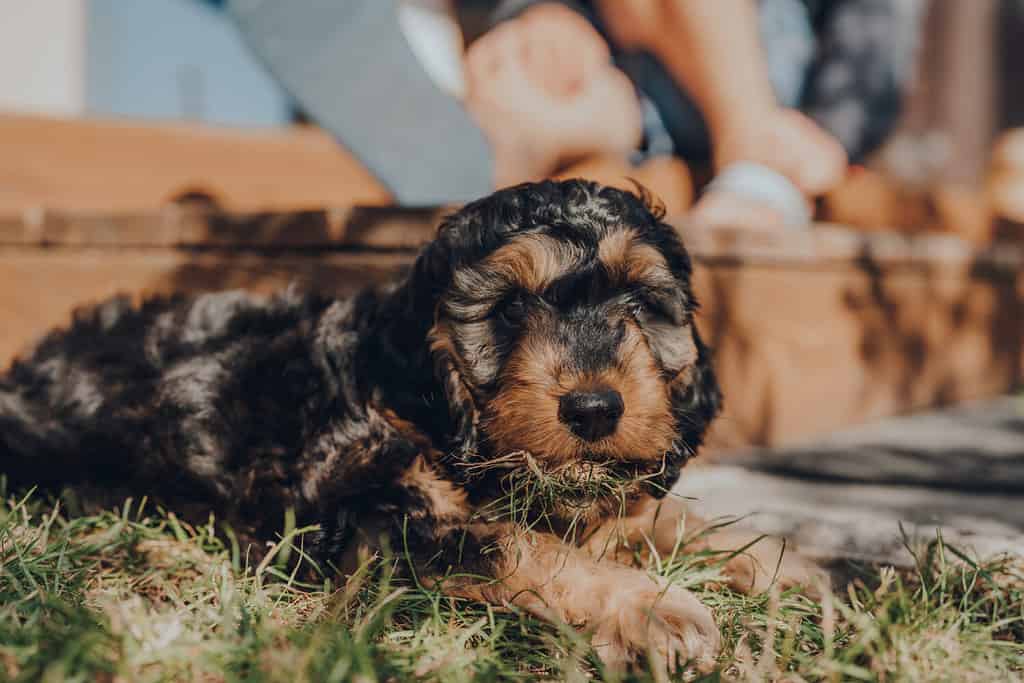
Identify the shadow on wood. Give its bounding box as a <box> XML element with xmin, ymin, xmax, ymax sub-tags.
<box><xmin>2</xmin><ymin>208</ymin><xmax>1021</xmax><ymax>452</ymax></box>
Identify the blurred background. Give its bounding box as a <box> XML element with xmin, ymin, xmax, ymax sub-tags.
<box><xmin>1</xmin><ymin>0</ymin><xmax>1024</xmax><ymax>240</ymax></box>
<box><xmin>2</xmin><ymin>0</ymin><xmax>1024</xmax><ymax>455</ymax></box>
<box><xmin>0</xmin><ymin>1</ymin><xmax>290</xmax><ymax>127</ymax></box>
<box><xmin>1</xmin><ymin>0</ymin><xmax>1024</xmax><ymax>565</ymax></box>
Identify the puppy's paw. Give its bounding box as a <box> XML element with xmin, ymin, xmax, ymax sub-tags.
<box><xmin>723</xmin><ymin>537</ymin><xmax>828</xmax><ymax>597</ymax></box>
<box><xmin>592</xmin><ymin>578</ymin><xmax>720</xmax><ymax>674</ymax></box>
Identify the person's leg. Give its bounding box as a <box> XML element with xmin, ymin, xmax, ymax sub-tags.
<box><xmin>599</xmin><ymin>0</ymin><xmax>774</xmax><ymax>164</ymax></box>
<box><xmin>597</xmin><ymin>0</ymin><xmax>848</xmax><ymax>228</ymax></box>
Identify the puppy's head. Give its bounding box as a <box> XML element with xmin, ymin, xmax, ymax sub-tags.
<box><xmin>413</xmin><ymin>180</ymin><xmax>721</xmax><ymax>500</ymax></box>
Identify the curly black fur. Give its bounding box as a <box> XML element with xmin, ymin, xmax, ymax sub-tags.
<box><xmin>0</xmin><ymin>180</ymin><xmax>721</xmax><ymax>577</ymax></box>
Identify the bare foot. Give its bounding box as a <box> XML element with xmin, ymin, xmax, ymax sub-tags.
<box><xmin>463</xmin><ymin>5</ymin><xmax>641</xmax><ymax>186</ymax></box>
<box><xmin>692</xmin><ymin>109</ymin><xmax>848</xmax><ymax>230</ymax></box>
<box><xmin>715</xmin><ymin>109</ymin><xmax>848</xmax><ymax>195</ymax></box>
<box><xmin>515</xmin><ymin>3</ymin><xmax>611</xmax><ymax>98</ymax></box>
<box><xmin>690</xmin><ymin>188</ymin><xmax>799</xmax><ymax>231</ymax></box>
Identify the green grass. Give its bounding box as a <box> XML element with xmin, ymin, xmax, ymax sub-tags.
<box><xmin>1</xmin><ymin>489</ymin><xmax>1021</xmax><ymax>682</ymax></box>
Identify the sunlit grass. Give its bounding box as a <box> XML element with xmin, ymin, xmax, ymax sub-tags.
<box><xmin>1</xmin><ymin>487</ymin><xmax>1021</xmax><ymax>682</ymax></box>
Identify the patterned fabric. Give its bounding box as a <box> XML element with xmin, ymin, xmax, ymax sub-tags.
<box><xmin>760</xmin><ymin>0</ymin><xmax>816</xmax><ymax>108</ymax></box>
<box><xmin>800</xmin><ymin>0</ymin><xmax>922</xmax><ymax>161</ymax></box>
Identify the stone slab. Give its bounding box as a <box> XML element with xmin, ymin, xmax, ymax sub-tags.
<box><xmin>734</xmin><ymin>396</ymin><xmax>1024</xmax><ymax>491</ymax></box>
<box><xmin>681</xmin><ymin>398</ymin><xmax>1024</xmax><ymax>565</ymax></box>
<box><xmin>678</xmin><ymin>464</ymin><xmax>1024</xmax><ymax>566</ymax></box>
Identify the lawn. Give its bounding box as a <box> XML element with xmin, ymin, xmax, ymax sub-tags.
<box><xmin>1</xmin><ymin>488</ymin><xmax>1022</xmax><ymax>682</ymax></box>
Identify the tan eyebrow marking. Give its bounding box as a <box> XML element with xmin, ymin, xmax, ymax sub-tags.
<box><xmin>482</xmin><ymin>234</ymin><xmax>582</xmax><ymax>292</ymax></box>
<box><xmin>597</xmin><ymin>229</ymin><xmax>635</xmax><ymax>279</ymax></box>
<box><xmin>598</xmin><ymin>229</ymin><xmax>674</xmax><ymax>288</ymax></box>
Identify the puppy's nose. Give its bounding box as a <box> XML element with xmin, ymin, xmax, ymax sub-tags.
<box><xmin>558</xmin><ymin>389</ymin><xmax>624</xmax><ymax>441</ymax></box>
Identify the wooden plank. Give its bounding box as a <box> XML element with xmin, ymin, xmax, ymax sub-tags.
<box><xmin>2</xmin><ymin>231</ymin><xmax>1020</xmax><ymax>451</ymax></box>
<box><xmin>0</xmin><ymin>114</ymin><xmax>391</xmax><ymax>215</ymax></box>
<box><xmin>0</xmin><ymin>247</ymin><xmax>411</xmax><ymax>363</ymax></box>
<box><xmin>0</xmin><ymin>114</ymin><xmax>697</xmax><ymax>219</ymax></box>
<box><xmin>696</xmin><ymin>260</ymin><xmax>1023</xmax><ymax>449</ymax></box>
<box><xmin>0</xmin><ymin>206</ymin><xmax>447</xmax><ymax>249</ymax></box>
<box><xmin>4</xmin><ymin>206</ymin><xmax>1024</xmax><ymax>273</ymax></box>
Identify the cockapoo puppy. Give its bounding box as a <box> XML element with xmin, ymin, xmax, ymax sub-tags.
<box><xmin>1</xmin><ymin>180</ymin><xmax>818</xmax><ymax>673</ymax></box>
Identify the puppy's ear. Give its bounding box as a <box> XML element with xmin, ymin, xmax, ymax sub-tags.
<box><xmin>644</xmin><ymin>329</ymin><xmax>721</xmax><ymax>497</ymax></box>
<box><xmin>404</xmin><ymin>235</ymin><xmax>454</xmax><ymax>316</ymax></box>
<box><xmin>642</xmin><ymin>212</ymin><xmax>720</xmax><ymax>450</ymax></box>
<box><xmin>382</xmin><ymin>219</ymin><xmax>460</xmax><ymax>363</ymax></box>
<box><xmin>670</xmin><ymin>329</ymin><xmax>722</xmax><ymax>457</ymax></box>
<box><xmin>406</xmin><ymin>215</ymin><xmax>482</xmax><ymax>462</ymax></box>
<box><xmin>428</xmin><ymin>322</ymin><xmax>479</xmax><ymax>462</ymax></box>
<box><xmin>311</xmin><ymin>300</ymin><xmax>360</xmax><ymax>407</ymax></box>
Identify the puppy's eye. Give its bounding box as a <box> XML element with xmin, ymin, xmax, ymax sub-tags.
<box><xmin>631</xmin><ymin>299</ymin><xmax>654</xmax><ymax>319</ymax></box>
<box><xmin>632</xmin><ymin>297</ymin><xmax>667</xmax><ymax>322</ymax></box>
<box><xmin>496</xmin><ymin>294</ymin><xmax>529</xmax><ymax>327</ymax></box>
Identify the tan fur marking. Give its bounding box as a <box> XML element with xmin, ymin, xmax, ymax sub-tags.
<box><xmin>483</xmin><ymin>234</ymin><xmax>578</xmax><ymax>292</ymax></box>
<box><xmin>428</xmin><ymin>321</ymin><xmax>474</xmax><ymax>392</ymax></box>
<box><xmin>427</xmin><ymin>321</ymin><xmax>457</xmax><ymax>358</ymax></box>
<box><xmin>379</xmin><ymin>408</ymin><xmax>443</xmax><ymax>461</ymax></box>
<box><xmin>597</xmin><ymin>229</ymin><xmax>636</xmax><ymax>281</ymax></box>
<box><xmin>626</xmin><ymin>243</ymin><xmax>675</xmax><ymax>287</ymax></box>
<box><xmin>483</xmin><ymin>334</ymin><xmax>573</xmax><ymax>462</ymax></box>
<box><xmin>399</xmin><ymin>455</ymin><xmax>470</xmax><ymax>522</ymax></box>
<box><xmin>598</xmin><ymin>228</ymin><xmax>673</xmax><ymax>288</ymax></box>
<box><xmin>447</xmin><ymin>527</ymin><xmax>720</xmax><ymax>673</ymax></box>
<box><xmin>482</xmin><ymin>320</ymin><xmax>675</xmax><ymax>466</ymax></box>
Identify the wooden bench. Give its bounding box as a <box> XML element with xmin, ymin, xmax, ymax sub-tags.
<box><xmin>0</xmin><ymin>114</ymin><xmax>390</xmax><ymax>214</ymax></box>
<box><xmin>0</xmin><ymin>114</ymin><xmax>694</xmax><ymax>216</ymax></box>
<box><xmin>2</xmin><ymin>206</ymin><xmax>1020</xmax><ymax>452</ymax></box>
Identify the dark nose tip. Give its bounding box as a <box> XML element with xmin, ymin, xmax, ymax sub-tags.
<box><xmin>558</xmin><ymin>389</ymin><xmax>624</xmax><ymax>442</ymax></box>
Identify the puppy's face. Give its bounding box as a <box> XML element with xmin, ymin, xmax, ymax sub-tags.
<box><xmin>421</xmin><ymin>182</ymin><xmax>720</xmax><ymax>498</ymax></box>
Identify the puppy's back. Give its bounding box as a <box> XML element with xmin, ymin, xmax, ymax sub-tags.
<box><xmin>0</xmin><ymin>290</ymin><xmax>335</xmax><ymax>493</ymax></box>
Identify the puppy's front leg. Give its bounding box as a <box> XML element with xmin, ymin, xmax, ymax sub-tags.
<box><xmin>331</xmin><ymin>448</ymin><xmax>720</xmax><ymax>670</ymax></box>
<box><xmin>447</xmin><ymin>526</ymin><xmax>720</xmax><ymax>673</ymax></box>
<box><xmin>583</xmin><ymin>495</ymin><xmax>824</xmax><ymax>595</ymax></box>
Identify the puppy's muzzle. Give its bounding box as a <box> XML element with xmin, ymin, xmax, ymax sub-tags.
<box><xmin>558</xmin><ymin>388</ymin><xmax>624</xmax><ymax>441</ymax></box>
